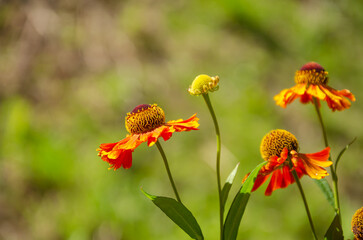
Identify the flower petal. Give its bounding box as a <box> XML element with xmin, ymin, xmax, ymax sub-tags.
<box><xmin>319</xmin><ymin>85</ymin><xmax>355</xmax><ymax>111</ymax></box>
<box><xmin>166</xmin><ymin>114</ymin><xmax>200</xmax><ymax>131</ymax></box>
<box><xmin>97</xmin><ymin>135</ymin><xmax>144</xmax><ymax>170</ymax></box>
<box><xmin>296</xmin><ymin>148</ymin><xmax>332</xmax><ymax>179</ymax></box>
<box><xmin>306</xmin><ymin>84</ymin><xmax>326</xmax><ymax>100</ymax></box>
<box><xmin>274</xmin><ymin>84</ymin><xmax>308</xmax><ymax>107</ymax></box>
<box><xmin>265</xmin><ymin>170</ymin><xmax>283</xmax><ymax>196</ymax></box>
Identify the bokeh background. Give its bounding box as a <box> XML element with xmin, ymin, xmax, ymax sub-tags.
<box><xmin>1</xmin><ymin>0</ymin><xmax>362</xmax><ymax>239</ymax></box>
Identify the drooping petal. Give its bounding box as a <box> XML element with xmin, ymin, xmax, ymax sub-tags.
<box><xmin>246</xmin><ymin>151</ymin><xmax>289</xmax><ymax>194</ymax></box>
<box><xmin>166</xmin><ymin>114</ymin><xmax>200</xmax><ymax>131</ymax></box>
<box><xmin>296</xmin><ymin>148</ymin><xmax>332</xmax><ymax>179</ymax></box>
<box><xmin>274</xmin><ymin>84</ymin><xmax>308</xmax><ymax>107</ymax></box>
<box><xmin>281</xmin><ymin>165</ymin><xmax>295</xmax><ymax>188</ymax></box>
<box><xmin>303</xmin><ymin>147</ymin><xmax>331</xmax><ymax>162</ymax></box>
<box><xmin>265</xmin><ymin>170</ymin><xmax>283</xmax><ymax>196</ymax></box>
<box><xmin>306</xmin><ymin>84</ymin><xmax>326</xmax><ymax>100</ymax></box>
<box><xmin>251</xmin><ymin>173</ymin><xmax>270</xmax><ymax>192</ymax></box>
<box><xmin>97</xmin><ymin>135</ymin><xmax>144</xmax><ymax>170</ymax></box>
<box><xmin>319</xmin><ymin>85</ymin><xmax>355</xmax><ymax>111</ymax></box>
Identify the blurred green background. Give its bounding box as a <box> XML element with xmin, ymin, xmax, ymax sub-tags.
<box><xmin>1</xmin><ymin>0</ymin><xmax>362</xmax><ymax>239</ymax></box>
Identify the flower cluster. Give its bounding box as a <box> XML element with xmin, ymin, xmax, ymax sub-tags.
<box><xmin>97</xmin><ymin>62</ymin><xmax>356</xmax><ymax>240</ymax></box>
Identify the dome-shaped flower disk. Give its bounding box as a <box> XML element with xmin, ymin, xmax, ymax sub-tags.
<box><xmin>274</xmin><ymin>62</ymin><xmax>355</xmax><ymax>111</ymax></box>
<box><xmin>243</xmin><ymin>129</ymin><xmax>332</xmax><ymax>196</ymax></box>
<box><xmin>97</xmin><ymin>104</ymin><xmax>199</xmax><ymax>170</ymax></box>
<box><xmin>188</xmin><ymin>74</ymin><xmax>219</xmax><ymax>96</ymax></box>
<box><xmin>352</xmin><ymin>206</ymin><xmax>363</xmax><ymax>240</ymax></box>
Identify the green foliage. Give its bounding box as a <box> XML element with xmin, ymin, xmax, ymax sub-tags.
<box><xmin>324</xmin><ymin>214</ymin><xmax>343</xmax><ymax>240</ymax></box>
<box><xmin>314</xmin><ymin>178</ymin><xmax>335</xmax><ymax>209</ymax></box>
<box><xmin>221</xmin><ymin>163</ymin><xmax>240</xmax><ymax>209</ymax></box>
<box><xmin>142</xmin><ymin>190</ymin><xmax>204</xmax><ymax>240</ymax></box>
<box><xmin>223</xmin><ymin>162</ymin><xmax>266</xmax><ymax>240</ymax></box>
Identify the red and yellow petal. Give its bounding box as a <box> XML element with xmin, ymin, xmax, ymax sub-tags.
<box><xmin>275</xmin><ymin>81</ymin><xmax>355</xmax><ymax>111</ymax></box>
<box><xmin>274</xmin><ymin>84</ymin><xmax>308</xmax><ymax>108</ymax></box>
<box><xmin>295</xmin><ymin>147</ymin><xmax>332</xmax><ymax>179</ymax></box>
<box><xmin>306</xmin><ymin>84</ymin><xmax>326</xmax><ymax>100</ymax></box>
<box><xmin>166</xmin><ymin>114</ymin><xmax>200</xmax><ymax>131</ymax></box>
<box><xmin>97</xmin><ymin>135</ymin><xmax>144</xmax><ymax>170</ymax></box>
<box><xmin>319</xmin><ymin>85</ymin><xmax>355</xmax><ymax>111</ymax></box>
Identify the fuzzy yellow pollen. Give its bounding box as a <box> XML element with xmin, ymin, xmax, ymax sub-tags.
<box><xmin>294</xmin><ymin>62</ymin><xmax>329</xmax><ymax>85</ymax></box>
<box><xmin>188</xmin><ymin>74</ymin><xmax>219</xmax><ymax>96</ymax></box>
<box><xmin>352</xmin><ymin>207</ymin><xmax>363</xmax><ymax>240</ymax></box>
<box><xmin>125</xmin><ymin>104</ymin><xmax>165</xmax><ymax>134</ymax></box>
<box><xmin>260</xmin><ymin>129</ymin><xmax>299</xmax><ymax>161</ymax></box>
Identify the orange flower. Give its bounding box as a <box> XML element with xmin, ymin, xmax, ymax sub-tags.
<box><xmin>97</xmin><ymin>104</ymin><xmax>199</xmax><ymax>170</ymax></box>
<box><xmin>274</xmin><ymin>62</ymin><xmax>355</xmax><ymax>111</ymax></box>
<box><xmin>244</xmin><ymin>129</ymin><xmax>332</xmax><ymax>196</ymax></box>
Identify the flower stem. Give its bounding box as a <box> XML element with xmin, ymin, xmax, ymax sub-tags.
<box><xmin>288</xmin><ymin>159</ymin><xmax>318</xmax><ymax>240</ymax></box>
<box><xmin>202</xmin><ymin>93</ymin><xmax>223</xmax><ymax>240</ymax></box>
<box><xmin>313</xmin><ymin>98</ymin><xmax>341</xmax><ymax>221</ymax></box>
<box><xmin>156</xmin><ymin>141</ymin><xmax>182</xmax><ymax>203</ymax></box>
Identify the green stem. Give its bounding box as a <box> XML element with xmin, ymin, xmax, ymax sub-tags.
<box><xmin>155</xmin><ymin>141</ymin><xmax>182</xmax><ymax>203</ymax></box>
<box><xmin>313</xmin><ymin>98</ymin><xmax>341</xmax><ymax>220</ymax></box>
<box><xmin>288</xmin><ymin>159</ymin><xmax>318</xmax><ymax>240</ymax></box>
<box><xmin>202</xmin><ymin>93</ymin><xmax>223</xmax><ymax>240</ymax></box>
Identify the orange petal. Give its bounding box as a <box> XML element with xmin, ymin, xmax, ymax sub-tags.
<box><xmin>265</xmin><ymin>170</ymin><xmax>282</xmax><ymax>196</ymax></box>
<box><xmin>306</xmin><ymin>84</ymin><xmax>326</xmax><ymax>100</ymax></box>
<box><xmin>297</xmin><ymin>151</ymin><xmax>331</xmax><ymax>179</ymax></box>
<box><xmin>251</xmin><ymin>173</ymin><xmax>270</xmax><ymax>192</ymax></box>
<box><xmin>97</xmin><ymin>135</ymin><xmax>144</xmax><ymax>170</ymax></box>
<box><xmin>167</xmin><ymin>114</ymin><xmax>200</xmax><ymax>131</ymax></box>
<box><xmin>320</xmin><ymin>85</ymin><xmax>355</xmax><ymax>111</ymax></box>
<box><xmin>274</xmin><ymin>84</ymin><xmax>308</xmax><ymax>107</ymax></box>
<box><xmin>303</xmin><ymin>147</ymin><xmax>330</xmax><ymax>161</ymax></box>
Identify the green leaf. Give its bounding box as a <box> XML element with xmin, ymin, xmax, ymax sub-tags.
<box><xmin>141</xmin><ymin>189</ymin><xmax>204</xmax><ymax>240</ymax></box>
<box><xmin>221</xmin><ymin>163</ymin><xmax>240</xmax><ymax>208</ymax></box>
<box><xmin>314</xmin><ymin>178</ymin><xmax>335</xmax><ymax>209</ymax></box>
<box><xmin>223</xmin><ymin>162</ymin><xmax>266</xmax><ymax>240</ymax></box>
<box><xmin>335</xmin><ymin>137</ymin><xmax>356</xmax><ymax>173</ymax></box>
<box><xmin>324</xmin><ymin>214</ymin><xmax>343</xmax><ymax>240</ymax></box>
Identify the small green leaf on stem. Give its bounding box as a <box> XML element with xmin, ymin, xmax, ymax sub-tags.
<box><xmin>221</xmin><ymin>163</ymin><xmax>240</xmax><ymax>208</ymax></box>
<box><xmin>223</xmin><ymin>162</ymin><xmax>266</xmax><ymax>240</ymax></box>
<box><xmin>141</xmin><ymin>189</ymin><xmax>204</xmax><ymax>240</ymax></box>
<box><xmin>335</xmin><ymin>137</ymin><xmax>356</xmax><ymax>173</ymax></box>
<box><xmin>324</xmin><ymin>214</ymin><xmax>343</xmax><ymax>240</ymax></box>
<box><xmin>314</xmin><ymin>178</ymin><xmax>335</xmax><ymax>209</ymax></box>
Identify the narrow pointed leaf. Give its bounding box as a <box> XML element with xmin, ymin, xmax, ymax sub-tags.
<box><xmin>335</xmin><ymin>137</ymin><xmax>356</xmax><ymax>173</ymax></box>
<box><xmin>314</xmin><ymin>178</ymin><xmax>335</xmax><ymax>209</ymax></box>
<box><xmin>141</xmin><ymin>189</ymin><xmax>204</xmax><ymax>240</ymax></box>
<box><xmin>324</xmin><ymin>214</ymin><xmax>343</xmax><ymax>240</ymax></box>
<box><xmin>221</xmin><ymin>163</ymin><xmax>240</xmax><ymax>208</ymax></box>
<box><xmin>223</xmin><ymin>162</ymin><xmax>266</xmax><ymax>240</ymax></box>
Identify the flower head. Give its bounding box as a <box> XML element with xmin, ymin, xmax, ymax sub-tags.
<box><xmin>188</xmin><ymin>74</ymin><xmax>219</xmax><ymax>96</ymax></box>
<box><xmin>274</xmin><ymin>62</ymin><xmax>355</xmax><ymax>111</ymax></box>
<box><xmin>97</xmin><ymin>104</ymin><xmax>199</xmax><ymax>170</ymax></box>
<box><xmin>244</xmin><ymin>129</ymin><xmax>332</xmax><ymax>196</ymax></box>
<box><xmin>352</xmin><ymin>207</ymin><xmax>363</xmax><ymax>240</ymax></box>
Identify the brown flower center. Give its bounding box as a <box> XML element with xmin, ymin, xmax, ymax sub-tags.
<box><xmin>125</xmin><ymin>104</ymin><xmax>165</xmax><ymax>134</ymax></box>
<box><xmin>352</xmin><ymin>207</ymin><xmax>363</xmax><ymax>240</ymax></box>
<box><xmin>294</xmin><ymin>62</ymin><xmax>329</xmax><ymax>85</ymax></box>
<box><xmin>260</xmin><ymin>129</ymin><xmax>299</xmax><ymax>161</ymax></box>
